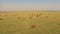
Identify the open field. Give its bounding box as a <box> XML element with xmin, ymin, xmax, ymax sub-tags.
<box><xmin>0</xmin><ymin>11</ymin><xmax>60</xmax><ymax>34</ymax></box>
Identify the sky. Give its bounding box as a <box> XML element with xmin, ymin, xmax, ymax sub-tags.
<box><xmin>0</xmin><ymin>0</ymin><xmax>60</xmax><ymax>11</ymax></box>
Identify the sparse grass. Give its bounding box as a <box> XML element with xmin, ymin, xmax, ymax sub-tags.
<box><xmin>0</xmin><ymin>11</ymin><xmax>60</xmax><ymax>34</ymax></box>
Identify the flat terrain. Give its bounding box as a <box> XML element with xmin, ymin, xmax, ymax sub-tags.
<box><xmin>0</xmin><ymin>11</ymin><xmax>60</xmax><ymax>34</ymax></box>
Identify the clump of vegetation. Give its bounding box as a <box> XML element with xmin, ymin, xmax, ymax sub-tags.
<box><xmin>45</xmin><ymin>16</ymin><xmax>48</xmax><ymax>18</ymax></box>
<box><xmin>29</xmin><ymin>16</ymin><xmax>32</xmax><ymax>19</ymax></box>
<box><xmin>0</xmin><ymin>18</ymin><xmax>3</xmax><ymax>20</ymax></box>
<box><xmin>57</xmin><ymin>23</ymin><xmax>60</xmax><ymax>25</ymax></box>
<box><xmin>5</xmin><ymin>14</ymin><xmax>8</xmax><ymax>16</ymax></box>
<box><xmin>17</xmin><ymin>17</ymin><xmax>21</xmax><ymax>19</ymax></box>
<box><xmin>22</xmin><ymin>18</ymin><xmax>25</xmax><ymax>20</ymax></box>
<box><xmin>36</xmin><ymin>14</ymin><xmax>40</xmax><ymax>17</ymax></box>
<box><xmin>31</xmin><ymin>25</ymin><xmax>36</xmax><ymax>29</ymax></box>
<box><xmin>58</xmin><ymin>24</ymin><xmax>60</xmax><ymax>25</ymax></box>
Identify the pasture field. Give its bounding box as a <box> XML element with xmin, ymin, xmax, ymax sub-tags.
<box><xmin>0</xmin><ymin>11</ymin><xmax>60</xmax><ymax>34</ymax></box>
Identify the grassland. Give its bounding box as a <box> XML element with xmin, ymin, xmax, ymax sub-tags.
<box><xmin>0</xmin><ymin>11</ymin><xmax>60</xmax><ymax>34</ymax></box>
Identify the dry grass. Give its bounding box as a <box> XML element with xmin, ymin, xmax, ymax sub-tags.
<box><xmin>0</xmin><ymin>11</ymin><xmax>60</xmax><ymax>34</ymax></box>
